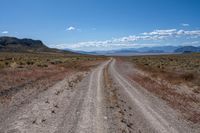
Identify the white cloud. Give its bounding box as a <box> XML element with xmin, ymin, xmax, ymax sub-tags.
<box><xmin>1</xmin><ymin>31</ymin><xmax>8</xmax><ymax>34</ymax></box>
<box><xmin>181</xmin><ymin>23</ymin><xmax>190</xmax><ymax>27</ymax></box>
<box><xmin>66</xmin><ymin>26</ymin><xmax>76</xmax><ymax>31</ymax></box>
<box><xmin>143</xmin><ymin>29</ymin><xmax>177</xmax><ymax>36</ymax></box>
<box><xmin>59</xmin><ymin>28</ymin><xmax>200</xmax><ymax>51</ymax></box>
<box><xmin>143</xmin><ymin>29</ymin><xmax>200</xmax><ymax>36</ymax></box>
<box><xmin>113</xmin><ymin>35</ymin><xmax>168</xmax><ymax>43</ymax></box>
<box><xmin>184</xmin><ymin>30</ymin><xmax>200</xmax><ymax>36</ymax></box>
<box><xmin>64</xmin><ymin>41</ymin><xmax>159</xmax><ymax>51</ymax></box>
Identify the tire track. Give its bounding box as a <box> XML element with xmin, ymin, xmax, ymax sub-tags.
<box><xmin>109</xmin><ymin>59</ymin><xmax>192</xmax><ymax>133</ymax></box>
<box><xmin>75</xmin><ymin>60</ymin><xmax>110</xmax><ymax>133</ymax></box>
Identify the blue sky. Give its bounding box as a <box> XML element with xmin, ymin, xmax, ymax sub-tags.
<box><xmin>1</xmin><ymin>0</ymin><xmax>200</xmax><ymax>51</ymax></box>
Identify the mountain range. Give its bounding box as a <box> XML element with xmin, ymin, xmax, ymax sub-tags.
<box><xmin>1</xmin><ymin>36</ymin><xmax>200</xmax><ymax>55</ymax></box>
<box><xmin>71</xmin><ymin>45</ymin><xmax>200</xmax><ymax>55</ymax></box>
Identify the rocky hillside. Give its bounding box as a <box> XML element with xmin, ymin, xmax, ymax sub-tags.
<box><xmin>0</xmin><ymin>36</ymin><xmax>59</xmax><ymax>53</ymax></box>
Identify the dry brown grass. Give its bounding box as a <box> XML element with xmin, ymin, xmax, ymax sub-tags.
<box><xmin>129</xmin><ymin>74</ymin><xmax>200</xmax><ymax>123</ymax></box>
<box><xmin>121</xmin><ymin>53</ymin><xmax>200</xmax><ymax>92</ymax></box>
<box><xmin>0</xmin><ymin>52</ymin><xmax>106</xmax><ymax>100</ymax></box>
<box><xmin>118</xmin><ymin>54</ymin><xmax>200</xmax><ymax>124</ymax></box>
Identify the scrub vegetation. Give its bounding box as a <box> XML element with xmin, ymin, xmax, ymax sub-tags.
<box><xmin>0</xmin><ymin>52</ymin><xmax>106</xmax><ymax>100</ymax></box>
<box><xmin>125</xmin><ymin>53</ymin><xmax>200</xmax><ymax>88</ymax></box>
<box><xmin>119</xmin><ymin>53</ymin><xmax>200</xmax><ymax>123</ymax></box>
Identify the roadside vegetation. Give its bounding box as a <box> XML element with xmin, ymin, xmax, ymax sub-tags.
<box><xmin>0</xmin><ymin>52</ymin><xmax>105</xmax><ymax>70</ymax></box>
<box><xmin>0</xmin><ymin>52</ymin><xmax>106</xmax><ymax>102</ymax></box>
<box><xmin>125</xmin><ymin>53</ymin><xmax>200</xmax><ymax>89</ymax></box>
<box><xmin>119</xmin><ymin>53</ymin><xmax>200</xmax><ymax>124</ymax></box>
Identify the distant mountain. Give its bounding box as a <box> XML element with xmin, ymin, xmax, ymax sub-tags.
<box><xmin>136</xmin><ymin>46</ymin><xmax>180</xmax><ymax>53</ymax></box>
<box><xmin>0</xmin><ymin>36</ymin><xmax>75</xmax><ymax>54</ymax></box>
<box><xmin>66</xmin><ymin>45</ymin><xmax>200</xmax><ymax>56</ymax></box>
<box><xmin>70</xmin><ymin>46</ymin><xmax>180</xmax><ymax>55</ymax></box>
<box><xmin>174</xmin><ymin>46</ymin><xmax>200</xmax><ymax>53</ymax></box>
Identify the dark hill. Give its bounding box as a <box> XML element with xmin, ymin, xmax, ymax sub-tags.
<box><xmin>0</xmin><ymin>36</ymin><xmax>76</xmax><ymax>55</ymax></box>
<box><xmin>0</xmin><ymin>36</ymin><xmax>51</xmax><ymax>52</ymax></box>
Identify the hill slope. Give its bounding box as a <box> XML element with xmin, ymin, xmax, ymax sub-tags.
<box><xmin>0</xmin><ymin>36</ymin><xmax>50</xmax><ymax>52</ymax></box>
<box><xmin>0</xmin><ymin>36</ymin><xmax>75</xmax><ymax>54</ymax></box>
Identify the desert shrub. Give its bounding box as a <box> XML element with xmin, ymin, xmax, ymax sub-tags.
<box><xmin>10</xmin><ymin>62</ymin><xmax>17</xmax><ymax>68</ymax></box>
<box><xmin>0</xmin><ymin>62</ymin><xmax>5</xmax><ymax>69</ymax></box>
<box><xmin>37</xmin><ymin>64</ymin><xmax>48</xmax><ymax>67</ymax></box>
<box><xmin>5</xmin><ymin>62</ymin><xmax>9</xmax><ymax>66</ymax></box>
<box><xmin>19</xmin><ymin>61</ymin><xmax>25</xmax><ymax>65</ymax></box>
<box><xmin>26</xmin><ymin>61</ymin><xmax>34</xmax><ymax>65</ymax></box>
<box><xmin>50</xmin><ymin>59</ymin><xmax>63</xmax><ymax>64</ymax></box>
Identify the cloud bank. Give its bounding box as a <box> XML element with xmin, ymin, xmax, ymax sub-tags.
<box><xmin>57</xmin><ymin>28</ymin><xmax>200</xmax><ymax>51</ymax></box>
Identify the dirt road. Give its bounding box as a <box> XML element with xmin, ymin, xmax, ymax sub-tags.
<box><xmin>108</xmin><ymin>59</ymin><xmax>198</xmax><ymax>133</ymax></box>
<box><xmin>0</xmin><ymin>59</ymin><xmax>199</xmax><ymax>133</ymax></box>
